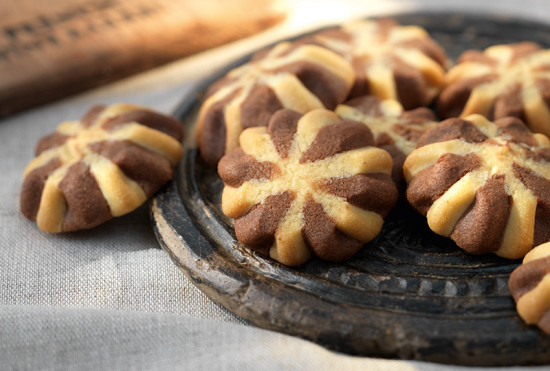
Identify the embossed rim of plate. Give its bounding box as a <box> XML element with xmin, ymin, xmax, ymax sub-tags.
<box><xmin>151</xmin><ymin>12</ymin><xmax>550</xmax><ymax>366</ymax></box>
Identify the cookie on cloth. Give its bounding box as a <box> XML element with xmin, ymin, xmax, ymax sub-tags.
<box><xmin>196</xmin><ymin>41</ymin><xmax>355</xmax><ymax>166</ymax></box>
<box><xmin>509</xmin><ymin>241</ymin><xmax>550</xmax><ymax>335</ymax></box>
<box><xmin>437</xmin><ymin>42</ymin><xmax>550</xmax><ymax>137</ymax></box>
<box><xmin>218</xmin><ymin>108</ymin><xmax>398</xmax><ymax>266</ymax></box>
<box><xmin>335</xmin><ymin>95</ymin><xmax>438</xmax><ymax>187</ymax></box>
<box><xmin>404</xmin><ymin>114</ymin><xmax>550</xmax><ymax>259</ymax></box>
<box><xmin>301</xmin><ymin>18</ymin><xmax>448</xmax><ymax>109</ymax></box>
<box><xmin>20</xmin><ymin>103</ymin><xmax>184</xmax><ymax>233</ymax></box>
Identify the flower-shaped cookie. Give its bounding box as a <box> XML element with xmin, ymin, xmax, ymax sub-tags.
<box><xmin>509</xmin><ymin>241</ymin><xmax>550</xmax><ymax>335</ymax></box>
<box><xmin>21</xmin><ymin>103</ymin><xmax>184</xmax><ymax>233</ymax></box>
<box><xmin>438</xmin><ymin>42</ymin><xmax>550</xmax><ymax>137</ymax></box>
<box><xmin>404</xmin><ymin>114</ymin><xmax>550</xmax><ymax>259</ymax></box>
<box><xmin>335</xmin><ymin>95</ymin><xmax>438</xmax><ymax>187</ymax></box>
<box><xmin>196</xmin><ymin>41</ymin><xmax>355</xmax><ymax>166</ymax></box>
<box><xmin>218</xmin><ymin>108</ymin><xmax>398</xmax><ymax>266</ymax></box>
<box><xmin>302</xmin><ymin>18</ymin><xmax>447</xmax><ymax>109</ymax></box>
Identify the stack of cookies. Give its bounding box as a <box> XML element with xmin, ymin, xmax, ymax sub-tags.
<box><xmin>196</xmin><ymin>18</ymin><xmax>550</xmax><ymax>335</ymax></box>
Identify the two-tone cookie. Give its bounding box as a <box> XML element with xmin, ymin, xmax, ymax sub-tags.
<box><xmin>20</xmin><ymin>103</ymin><xmax>184</xmax><ymax>233</ymax></box>
<box><xmin>509</xmin><ymin>241</ymin><xmax>550</xmax><ymax>335</ymax></box>
<box><xmin>404</xmin><ymin>114</ymin><xmax>550</xmax><ymax>259</ymax></box>
<box><xmin>218</xmin><ymin>108</ymin><xmax>398</xmax><ymax>266</ymax></box>
<box><xmin>438</xmin><ymin>42</ymin><xmax>550</xmax><ymax>137</ymax></box>
<box><xmin>335</xmin><ymin>95</ymin><xmax>438</xmax><ymax>187</ymax></box>
<box><xmin>302</xmin><ymin>18</ymin><xmax>448</xmax><ymax>109</ymax></box>
<box><xmin>196</xmin><ymin>41</ymin><xmax>355</xmax><ymax>165</ymax></box>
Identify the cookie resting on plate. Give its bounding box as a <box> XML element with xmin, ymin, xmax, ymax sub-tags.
<box><xmin>335</xmin><ymin>95</ymin><xmax>438</xmax><ymax>187</ymax></box>
<box><xmin>218</xmin><ymin>108</ymin><xmax>398</xmax><ymax>266</ymax></box>
<box><xmin>196</xmin><ymin>40</ymin><xmax>355</xmax><ymax>166</ymax></box>
<box><xmin>300</xmin><ymin>18</ymin><xmax>448</xmax><ymax>109</ymax></box>
<box><xmin>437</xmin><ymin>42</ymin><xmax>550</xmax><ymax>137</ymax></box>
<box><xmin>509</xmin><ymin>241</ymin><xmax>550</xmax><ymax>335</ymax></box>
<box><xmin>403</xmin><ymin>114</ymin><xmax>550</xmax><ymax>259</ymax></box>
<box><xmin>20</xmin><ymin>103</ymin><xmax>184</xmax><ymax>233</ymax></box>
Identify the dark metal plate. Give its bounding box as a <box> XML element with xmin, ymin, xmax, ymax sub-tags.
<box><xmin>151</xmin><ymin>13</ymin><xmax>550</xmax><ymax>366</ymax></box>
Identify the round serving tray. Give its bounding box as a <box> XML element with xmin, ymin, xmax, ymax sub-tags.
<box><xmin>151</xmin><ymin>13</ymin><xmax>550</xmax><ymax>366</ymax></box>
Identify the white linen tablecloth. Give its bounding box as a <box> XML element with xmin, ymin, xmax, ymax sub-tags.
<box><xmin>2</xmin><ymin>1</ymin><xmax>550</xmax><ymax>369</ymax></box>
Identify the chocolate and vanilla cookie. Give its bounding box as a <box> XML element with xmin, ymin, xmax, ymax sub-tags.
<box><xmin>438</xmin><ymin>42</ymin><xmax>550</xmax><ymax>137</ymax></box>
<box><xmin>21</xmin><ymin>103</ymin><xmax>184</xmax><ymax>233</ymax></box>
<box><xmin>509</xmin><ymin>241</ymin><xmax>550</xmax><ymax>335</ymax></box>
<box><xmin>335</xmin><ymin>95</ymin><xmax>438</xmax><ymax>187</ymax></box>
<box><xmin>302</xmin><ymin>18</ymin><xmax>448</xmax><ymax>109</ymax></box>
<box><xmin>196</xmin><ymin>41</ymin><xmax>355</xmax><ymax>165</ymax></box>
<box><xmin>218</xmin><ymin>108</ymin><xmax>398</xmax><ymax>266</ymax></box>
<box><xmin>404</xmin><ymin>114</ymin><xmax>550</xmax><ymax>259</ymax></box>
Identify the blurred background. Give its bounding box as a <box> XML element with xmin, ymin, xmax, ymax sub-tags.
<box><xmin>1</xmin><ymin>0</ymin><xmax>548</xmax><ymax>118</ymax></box>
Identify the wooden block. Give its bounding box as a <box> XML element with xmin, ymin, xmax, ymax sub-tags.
<box><xmin>0</xmin><ymin>0</ymin><xmax>286</xmax><ymax>118</ymax></box>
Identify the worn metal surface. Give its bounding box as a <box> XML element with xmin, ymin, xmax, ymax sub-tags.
<box><xmin>151</xmin><ymin>13</ymin><xmax>550</xmax><ymax>366</ymax></box>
